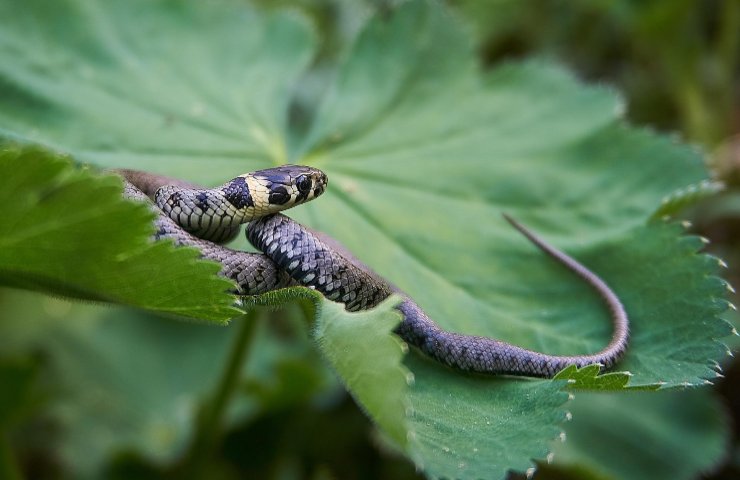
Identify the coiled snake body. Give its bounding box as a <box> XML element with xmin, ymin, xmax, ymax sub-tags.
<box><xmin>119</xmin><ymin>166</ymin><xmax>629</xmax><ymax>378</ymax></box>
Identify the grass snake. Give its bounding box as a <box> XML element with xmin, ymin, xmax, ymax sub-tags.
<box><xmin>118</xmin><ymin>166</ymin><xmax>629</xmax><ymax>378</ymax></box>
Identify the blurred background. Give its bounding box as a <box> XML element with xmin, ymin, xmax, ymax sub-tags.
<box><xmin>1</xmin><ymin>0</ymin><xmax>739</xmax><ymax>479</ymax></box>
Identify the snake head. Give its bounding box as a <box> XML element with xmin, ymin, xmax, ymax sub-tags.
<box><xmin>248</xmin><ymin>165</ymin><xmax>328</xmax><ymax>210</ymax></box>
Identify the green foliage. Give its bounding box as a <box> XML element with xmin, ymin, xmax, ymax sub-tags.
<box><xmin>405</xmin><ymin>355</ymin><xmax>568</xmax><ymax>479</ymax></box>
<box><xmin>650</xmin><ymin>180</ymin><xmax>725</xmax><ymax>222</ymax></box>
<box><xmin>314</xmin><ymin>296</ymin><xmax>410</xmax><ymax>446</ymax></box>
<box><xmin>578</xmin><ymin>222</ymin><xmax>731</xmax><ymax>387</ymax></box>
<box><xmin>41</xmin><ymin>309</ymin><xmax>238</xmax><ymax>474</ymax></box>
<box><xmin>0</xmin><ymin>290</ymin><xmax>342</xmax><ymax>477</ymax></box>
<box><xmin>0</xmin><ymin>146</ymin><xmax>240</xmax><ymax>322</ymax></box>
<box><xmin>0</xmin><ymin>0</ymin><xmax>733</xmax><ymax>479</ymax></box>
<box><xmin>547</xmin><ymin>389</ymin><xmax>730</xmax><ymax>480</ymax></box>
<box><xmin>454</xmin><ymin>0</ymin><xmax>740</xmax><ymax>147</ymax></box>
<box><xmin>554</xmin><ymin>365</ymin><xmax>658</xmax><ymax>391</ymax></box>
<box><xmin>0</xmin><ymin>0</ymin><xmax>314</xmax><ymax>181</ymax></box>
<box><xmin>0</xmin><ymin>357</ymin><xmax>39</xmax><ymax>428</ymax></box>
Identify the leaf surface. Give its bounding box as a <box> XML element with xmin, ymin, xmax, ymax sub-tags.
<box><xmin>314</xmin><ymin>296</ymin><xmax>411</xmax><ymax>446</ymax></box>
<box><xmin>406</xmin><ymin>354</ymin><xmax>568</xmax><ymax>479</ymax></box>
<box><xmin>0</xmin><ymin>0</ymin><xmax>314</xmax><ymax>181</ymax></box>
<box><xmin>0</xmin><ymin>146</ymin><xmax>240</xmax><ymax>322</ymax></box>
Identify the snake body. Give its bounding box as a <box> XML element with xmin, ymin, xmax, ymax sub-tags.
<box><xmin>119</xmin><ymin>166</ymin><xmax>629</xmax><ymax>378</ymax></box>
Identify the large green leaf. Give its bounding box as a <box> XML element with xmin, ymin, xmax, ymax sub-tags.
<box><xmin>0</xmin><ymin>146</ymin><xmax>240</xmax><ymax>322</ymax></box>
<box><xmin>406</xmin><ymin>354</ymin><xmax>568</xmax><ymax>479</ymax></box>
<box><xmin>292</xmin><ymin>2</ymin><xmax>731</xmax><ymax>476</ymax></box>
<box><xmin>0</xmin><ymin>0</ymin><xmax>314</xmax><ymax>180</ymax></box>
<box><xmin>293</xmin><ymin>2</ymin><xmax>731</xmax><ymax>475</ymax></box>
<box><xmin>314</xmin><ymin>296</ymin><xmax>411</xmax><ymax>446</ymax></box>
<box><xmin>0</xmin><ymin>0</ymin><xmax>732</xmax><ymax>478</ymax></box>
<box><xmin>296</xmin><ymin>0</ymin><xmax>731</xmax><ymax>387</ymax></box>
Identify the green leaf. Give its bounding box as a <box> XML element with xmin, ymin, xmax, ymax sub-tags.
<box><xmin>554</xmin><ymin>365</ymin><xmax>659</xmax><ymax>391</ymax></box>
<box><xmin>0</xmin><ymin>146</ymin><xmax>240</xmax><ymax>322</ymax></box>
<box><xmin>294</xmin><ymin>1</ymin><xmax>732</xmax><ymax>475</ymax></box>
<box><xmin>577</xmin><ymin>222</ymin><xmax>732</xmax><ymax>387</ymax></box>
<box><xmin>650</xmin><ymin>179</ymin><xmax>725</xmax><ymax>221</ymax></box>
<box><xmin>0</xmin><ymin>0</ymin><xmax>315</xmax><ymax>179</ymax></box>
<box><xmin>314</xmin><ymin>296</ymin><xmax>411</xmax><ymax>446</ymax></box>
<box><xmin>297</xmin><ymin>0</ymin><xmax>730</xmax><ymax>388</ymax></box>
<box><xmin>45</xmin><ymin>309</ymin><xmax>237</xmax><ymax>474</ymax></box>
<box><xmin>239</xmin><ymin>283</ymin><xmax>415</xmax><ymax>445</ymax></box>
<box><xmin>547</xmin><ymin>389</ymin><xmax>730</xmax><ymax>480</ymax></box>
<box><xmin>406</xmin><ymin>354</ymin><xmax>569</xmax><ymax>479</ymax></box>
<box><xmin>0</xmin><ymin>0</ymin><xmax>733</xmax><ymax>478</ymax></box>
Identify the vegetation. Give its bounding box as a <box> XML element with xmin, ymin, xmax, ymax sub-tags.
<box><xmin>0</xmin><ymin>1</ymin><xmax>737</xmax><ymax>479</ymax></box>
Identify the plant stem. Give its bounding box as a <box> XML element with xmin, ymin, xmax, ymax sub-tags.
<box><xmin>0</xmin><ymin>433</ymin><xmax>22</xmax><ymax>480</ymax></box>
<box><xmin>718</xmin><ymin>0</ymin><xmax>740</xmax><ymax>82</ymax></box>
<box><xmin>680</xmin><ymin>0</ymin><xmax>740</xmax><ymax>147</ymax></box>
<box><xmin>183</xmin><ymin>309</ymin><xmax>261</xmax><ymax>477</ymax></box>
<box><xmin>717</xmin><ymin>0</ymin><xmax>740</xmax><ymax>139</ymax></box>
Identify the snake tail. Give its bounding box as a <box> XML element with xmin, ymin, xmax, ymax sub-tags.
<box><xmin>248</xmin><ymin>213</ymin><xmax>629</xmax><ymax>378</ymax></box>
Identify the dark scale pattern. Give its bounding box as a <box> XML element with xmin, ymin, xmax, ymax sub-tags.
<box><xmin>195</xmin><ymin>191</ymin><xmax>210</xmax><ymax>212</ymax></box>
<box><xmin>247</xmin><ymin>214</ymin><xmax>393</xmax><ymax>312</ymax></box>
<box><xmin>395</xmin><ymin>301</ymin><xmax>627</xmax><ymax>377</ymax></box>
<box><xmin>123</xmin><ymin>181</ymin><xmax>291</xmax><ymax>295</ymax></box>
<box><xmin>155</xmin><ymin>185</ymin><xmax>242</xmax><ymax>244</ymax></box>
<box><xmin>121</xmin><ymin>169</ymin><xmax>629</xmax><ymax>378</ymax></box>
<box><xmin>222</xmin><ymin>177</ymin><xmax>253</xmax><ymax>209</ymax></box>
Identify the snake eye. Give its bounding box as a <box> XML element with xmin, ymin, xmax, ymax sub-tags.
<box><xmin>296</xmin><ymin>174</ymin><xmax>312</xmax><ymax>194</ymax></box>
<box><xmin>268</xmin><ymin>185</ymin><xmax>290</xmax><ymax>205</ymax></box>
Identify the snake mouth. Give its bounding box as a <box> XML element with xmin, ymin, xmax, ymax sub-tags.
<box><xmin>313</xmin><ymin>172</ymin><xmax>328</xmax><ymax>198</ymax></box>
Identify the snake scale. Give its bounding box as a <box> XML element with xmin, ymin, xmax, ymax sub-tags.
<box><xmin>118</xmin><ymin>166</ymin><xmax>629</xmax><ymax>378</ymax></box>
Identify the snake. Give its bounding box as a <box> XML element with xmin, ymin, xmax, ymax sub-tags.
<box><xmin>117</xmin><ymin>166</ymin><xmax>629</xmax><ymax>378</ymax></box>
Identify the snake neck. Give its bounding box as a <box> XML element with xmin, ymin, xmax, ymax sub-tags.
<box><xmin>151</xmin><ymin>166</ymin><xmax>328</xmax><ymax>244</ymax></box>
